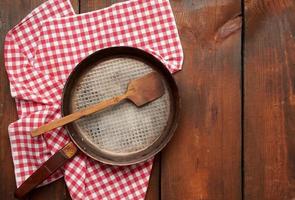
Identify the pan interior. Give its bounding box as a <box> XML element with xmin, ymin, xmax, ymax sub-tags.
<box><xmin>70</xmin><ymin>57</ymin><xmax>171</xmax><ymax>155</ymax></box>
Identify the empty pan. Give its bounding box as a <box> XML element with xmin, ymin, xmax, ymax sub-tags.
<box><xmin>15</xmin><ymin>47</ymin><xmax>180</xmax><ymax>198</ymax></box>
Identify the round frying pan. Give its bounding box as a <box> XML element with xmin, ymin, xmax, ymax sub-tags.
<box><xmin>15</xmin><ymin>47</ymin><xmax>180</xmax><ymax>198</ymax></box>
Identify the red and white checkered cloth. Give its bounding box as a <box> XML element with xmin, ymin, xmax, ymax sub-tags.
<box><xmin>4</xmin><ymin>0</ymin><xmax>183</xmax><ymax>199</ymax></box>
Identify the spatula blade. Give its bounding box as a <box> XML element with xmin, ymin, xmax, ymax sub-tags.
<box><xmin>127</xmin><ymin>72</ymin><xmax>165</xmax><ymax>107</ymax></box>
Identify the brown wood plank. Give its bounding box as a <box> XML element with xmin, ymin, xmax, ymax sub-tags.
<box><xmin>145</xmin><ymin>155</ymin><xmax>160</xmax><ymax>200</ymax></box>
<box><xmin>70</xmin><ymin>0</ymin><xmax>79</xmax><ymax>14</ymax></box>
<box><xmin>244</xmin><ymin>0</ymin><xmax>295</xmax><ymax>199</ymax></box>
<box><xmin>79</xmin><ymin>0</ymin><xmax>125</xmax><ymax>13</ymax></box>
<box><xmin>79</xmin><ymin>1</ymin><xmax>160</xmax><ymax>200</ymax></box>
<box><xmin>0</xmin><ymin>0</ymin><xmax>78</xmax><ymax>199</ymax></box>
<box><xmin>161</xmin><ymin>1</ymin><xmax>242</xmax><ymax>200</ymax></box>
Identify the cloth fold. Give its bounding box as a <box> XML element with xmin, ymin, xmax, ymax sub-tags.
<box><xmin>5</xmin><ymin>0</ymin><xmax>75</xmax><ymax>186</ymax></box>
<box><xmin>4</xmin><ymin>0</ymin><xmax>183</xmax><ymax>199</ymax></box>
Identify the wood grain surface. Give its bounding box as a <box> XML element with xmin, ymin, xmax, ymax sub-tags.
<box><xmin>244</xmin><ymin>0</ymin><xmax>295</xmax><ymax>199</ymax></box>
<box><xmin>160</xmin><ymin>1</ymin><xmax>242</xmax><ymax>199</ymax></box>
<box><xmin>1</xmin><ymin>0</ymin><xmax>294</xmax><ymax>199</ymax></box>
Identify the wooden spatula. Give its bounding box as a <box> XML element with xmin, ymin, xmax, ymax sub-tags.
<box><xmin>31</xmin><ymin>72</ymin><xmax>165</xmax><ymax>137</ymax></box>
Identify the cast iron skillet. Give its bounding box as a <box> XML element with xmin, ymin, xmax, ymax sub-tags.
<box><xmin>15</xmin><ymin>47</ymin><xmax>180</xmax><ymax>198</ymax></box>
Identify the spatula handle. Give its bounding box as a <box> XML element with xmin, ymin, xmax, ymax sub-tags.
<box><xmin>31</xmin><ymin>94</ymin><xmax>127</xmax><ymax>137</ymax></box>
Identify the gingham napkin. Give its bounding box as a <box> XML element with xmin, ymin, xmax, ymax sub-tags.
<box><xmin>4</xmin><ymin>0</ymin><xmax>183</xmax><ymax>199</ymax></box>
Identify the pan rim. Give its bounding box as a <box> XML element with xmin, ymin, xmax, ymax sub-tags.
<box><xmin>62</xmin><ymin>46</ymin><xmax>180</xmax><ymax>166</ymax></box>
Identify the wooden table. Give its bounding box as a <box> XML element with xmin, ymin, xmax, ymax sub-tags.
<box><xmin>1</xmin><ymin>0</ymin><xmax>295</xmax><ymax>199</ymax></box>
